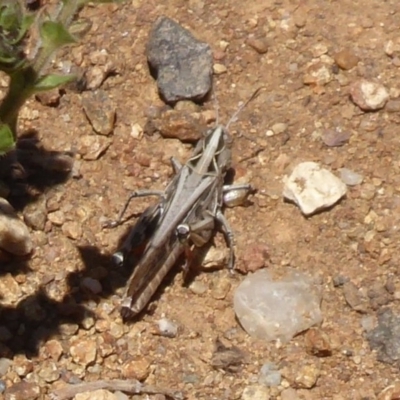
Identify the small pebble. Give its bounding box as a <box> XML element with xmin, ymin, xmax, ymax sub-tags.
<box><xmin>189</xmin><ymin>280</ymin><xmax>208</xmax><ymax>295</ymax></box>
<box><xmin>41</xmin><ymin>339</ymin><xmax>64</xmax><ymax>361</ymax></box>
<box><xmin>47</xmin><ymin>210</ymin><xmax>65</xmax><ymax>226</ymax></box>
<box><xmin>242</xmin><ymin>384</ymin><xmax>270</xmax><ymax>400</ymax></box>
<box><xmin>340</xmin><ymin>168</ymin><xmax>363</xmax><ymax>186</ymax></box>
<box><xmin>62</xmin><ymin>221</ymin><xmax>82</xmax><ymax>240</ymax></box>
<box><xmin>303</xmin><ymin>62</ymin><xmax>332</xmax><ymax>86</ymax></box>
<box><xmin>70</xmin><ymin>338</ymin><xmax>97</xmax><ymax>366</ymax></box>
<box><xmin>81</xmin><ymin>277</ymin><xmax>102</xmax><ymax>294</ymax></box>
<box><xmin>38</xmin><ymin>360</ymin><xmax>60</xmax><ymax>383</ymax></box>
<box><xmin>247</xmin><ymin>36</ymin><xmax>269</xmax><ymax>54</ymax></box>
<box><xmin>384</xmin><ymin>39</ymin><xmax>400</xmax><ymax>58</ymax></box>
<box><xmin>334</xmin><ymin>49</ymin><xmax>359</xmax><ymax>70</ymax></box>
<box><xmin>77</xmin><ymin>134</ymin><xmax>111</xmax><ymax>160</ymax></box>
<box><xmin>213</xmin><ymin>63</ymin><xmax>227</xmax><ymax>75</ymax></box>
<box><xmin>122</xmin><ymin>358</ymin><xmax>150</xmax><ymax>381</ymax></box>
<box><xmin>130</xmin><ymin>123</ymin><xmax>143</xmax><ymax>139</ymax></box>
<box><xmin>343</xmin><ymin>282</ymin><xmax>369</xmax><ymax>313</ymax></box>
<box><xmin>322</xmin><ymin>130</ymin><xmax>350</xmax><ymax>147</ymax></box>
<box><xmin>35</xmin><ymin>89</ymin><xmax>61</xmax><ymax>107</ymax></box>
<box><xmin>304</xmin><ymin>328</ymin><xmax>332</xmax><ymax>357</ymax></box>
<box><xmin>350</xmin><ymin>79</ymin><xmax>389</xmax><ymax>111</ymax></box>
<box><xmin>332</xmin><ymin>275</ymin><xmax>349</xmax><ymax>287</ymax></box>
<box><xmin>157</xmin><ymin>318</ymin><xmax>178</xmax><ymax>338</ymax></box>
<box><xmin>23</xmin><ymin>198</ymin><xmax>47</xmax><ymax>231</ymax></box>
<box><xmin>82</xmin><ymin>90</ymin><xmax>116</xmax><ymax>135</ymax></box>
<box><xmin>211</xmin><ymin>277</ymin><xmax>231</xmax><ymax>300</ymax></box>
<box><xmin>294</xmin><ymin>364</ymin><xmax>320</xmax><ymax>388</ymax></box>
<box><xmin>311</xmin><ymin>43</ymin><xmax>328</xmax><ymax>58</ymax></box>
<box><xmin>258</xmin><ymin>362</ymin><xmax>282</xmax><ymax>387</ymax></box>
<box><xmin>271</xmin><ymin>122</ymin><xmax>288</xmax><ymax>135</ymax></box>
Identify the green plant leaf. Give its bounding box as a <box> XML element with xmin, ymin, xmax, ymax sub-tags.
<box><xmin>13</xmin><ymin>14</ymin><xmax>34</xmax><ymax>44</ymax></box>
<box><xmin>0</xmin><ymin>123</ymin><xmax>15</xmax><ymax>155</ymax></box>
<box><xmin>33</xmin><ymin>74</ymin><xmax>76</xmax><ymax>91</ymax></box>
<box><xmin>39</xmin><ymin>21</ymin><xmax>77</xmax><ymax>51</ymax></box>
<box><xmin>0</xmin><ymin>2</ymin><xmax>22</xmax><ymax>32</ymax></box>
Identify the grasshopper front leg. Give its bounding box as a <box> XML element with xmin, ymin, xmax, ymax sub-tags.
<box><xmin>104</xmin><ymin>190</ymin><xmax>165</xmax><ymax>229</ymax></box>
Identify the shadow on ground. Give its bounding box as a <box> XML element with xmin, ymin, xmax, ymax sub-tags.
<box><xmin>0</xmin><ymin>246</ymin><xmax>117</xmax><ymax>357</ymax></box>
<box><xmin>0</xmin><ymin>130</ymin><xmax>73</xmax><ymax>210</ymax></box>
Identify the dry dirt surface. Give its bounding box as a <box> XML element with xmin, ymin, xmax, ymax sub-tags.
<box><xmin>1</xmin><ymin>0</ymin><xmax>400</xmax><ymax>399</ymax></box>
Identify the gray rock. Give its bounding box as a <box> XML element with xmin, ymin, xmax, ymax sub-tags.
<box><xmin>322</xmin><ymin>129</ymin><xmax>350</xmax><ymax>147</ymax></box>
<box><xmin>82</xmin><ymin>89</ymin><xmax>116</xmax><ymax>135</ymax></box>
<box><xmin>81</xmin><ymin>277</ymin><xmax>102</xmax><ymax>295</ymax></box>
<box><xmin>234</xmin><ymin>269</ymin><xmax>322</xmax><ymax>342</ymax></box>
<box><xmin>343</xmin><ymin>281</ymin><xmax>369</xmax><ymax>313</ymax></box>
<box><xmin>147</xmin><ymin>16</ymin><xmax>213</xmax><ymax>103</ymax></box>
<box><xmin>23</xmin><ymin>197</ymin><xmax>47</xmax><ymax>231</ymax></box>
<box><xmin>0</xmin><ymin>198</ymin><xmax>32</xmax><ymax>256</ymax></box>
<box><xmin>258</xmin><ymin>362</ymin><xmax>282</xmax><ymax>387</ymax></box>
<box><xmin>367</xmin><ymin>308</ymin><xmax>400</xmax><ymax>368</ymax></box>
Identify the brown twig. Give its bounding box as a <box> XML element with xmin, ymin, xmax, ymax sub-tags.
<box><xmin>49</xmin><ymin>379</ymin><xmax>184</xmax><ymax>400</ymax></box>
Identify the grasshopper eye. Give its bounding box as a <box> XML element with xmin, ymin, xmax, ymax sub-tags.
<box><xmin>176</xmin><ymin>224</ymin><xmax>190</xmax><ymax>243</ymax></box>
<box><xmin>112</xmin><ymin>251</ymin><xmax>124</xmax><ymax>267</ymax></box>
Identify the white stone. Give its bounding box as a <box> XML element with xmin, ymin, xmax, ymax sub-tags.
<box><xmin>130</xmin><ymin>123</ymin><xmax>143</xmax><ymax>139</ymax></box>
<box><xmin>0</xmin><ymin>198</ymin><xmax>32</xmax><ymax>255</ymax></box>
<box><xmin>157</xmin><ymin>318</ymin><xmax>178</xmax><ymax>338</ymax></box>
<box><xmin>340</xmin><ymin>168</ymin><xmax>363</xmax><ymax>186</ymax></box>
<box><xmin>234</xmin><ymin>269</ymin><xmax>322</xmax><ymax>343</ymax></box>
<box><xmin>283</xmin><ymin>162</ymin><xmax>347</xmax><ymax>215</ymax></box>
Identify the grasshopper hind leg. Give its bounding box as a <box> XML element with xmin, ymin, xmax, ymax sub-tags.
<box><xmin>215</xmin><ymin>209</ymin><xmax>235</xmax><ymax>271</ymax></box>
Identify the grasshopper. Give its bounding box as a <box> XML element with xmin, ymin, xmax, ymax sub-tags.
<box><xmin>110</xmin><ymin>89</ymin><xmax>261</xmax><ymax>319</ymax></box>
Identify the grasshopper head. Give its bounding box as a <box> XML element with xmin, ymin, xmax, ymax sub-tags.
<box><xmin>112</xmin><ymin>251</ymin><xmax>124</xmax><ymax>267</ymax></box>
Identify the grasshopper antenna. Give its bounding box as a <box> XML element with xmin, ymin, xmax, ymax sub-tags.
<box><xmin>226</xmin><ymin>87</ymin><xmax>265</xmax><ymax>130</ymax></box>
<box><xmin>212</xmin><ymin>87</ymin><xmax>220</xmax><ymax>126</ymax></box>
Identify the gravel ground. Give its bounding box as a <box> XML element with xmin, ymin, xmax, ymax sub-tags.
<box><xmin>2</xmin><ymin>0</ymin><xmax>400</xmax><ymax>399</ymax></box>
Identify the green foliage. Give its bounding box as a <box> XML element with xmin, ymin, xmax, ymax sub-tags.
<box><xmin>0</xmin><ymin>123</ymin><xmax>14</xmax><ymax>155</ymax></box>
<box><xmin>33</xmin><ymin>73</ymin><xmax>76</xmax><ymax>92</ymax></box>
<box><xmin>0</xmin><ymin>1</ymin><xmax>33</xmax><ymax>72</ymax></box>
<box><xmin>40</xmin><ymin>21</ymin><xmax>77</xmax><ymax>51</ymax></box>
<box><xmin>0</xmin><ymin>0</ymin><xmax>117</xmax><ymax>155</ymax></box>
